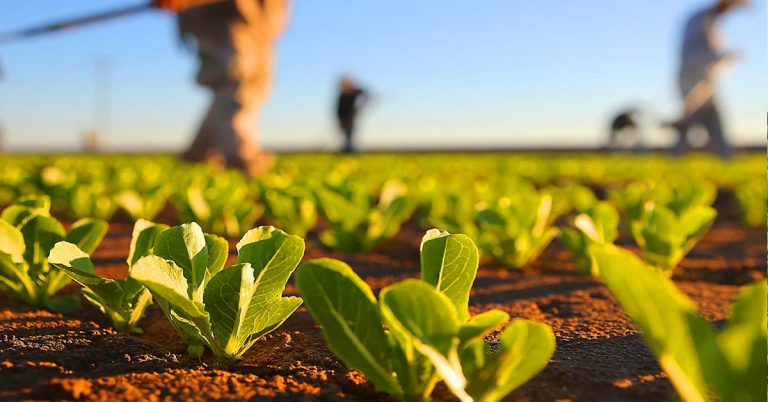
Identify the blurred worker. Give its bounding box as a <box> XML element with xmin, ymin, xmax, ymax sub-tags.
<box><xmin>671</xmin><ymin>0</ymin><xmax>746</xmax><ymax>158</ymax></box>
<box><xmin>154</xmin><ymin>0</ymin><xmax>289</xmax><ymax>175</ymax></box>
<box><xmin>336</xmin><ymin>76</ymin><xmax>369</xmax><ymax>153</ymax></box>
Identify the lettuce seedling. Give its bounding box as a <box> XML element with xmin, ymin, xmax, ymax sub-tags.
<box><xmin>263</xmin><ymin>187</ymin><xmax>317</xmax><ymax>237</ymax></box>
<box><xmin>420</xmin><ymin>192</ymin><xmax>480</xmax><ymax>240</ymax></box>
<box><xmin>475</xmin><ymin>194</ymin><xmax>559</xmax><ymax>269</ymax></box>
<box><xmin>115</xmin><ymin>184</ymin><xmax>170</xmax><ymax>221</ymax></box>
<box><xmin>296</xmin><ymin>229</ymin><xmax>555</xmax><ymax>402</ymax></box>
<box><xmin>592</xmin><ymin>244</ymin><xmax>766</xmax><ymax>402</ymax></box>
<box><xmin>129</xmin><ymin>224</ymin><xmax>303</xmax><ymax>363</ymax></box>
<box><xmin>48</xmin><ymin>219</ymin><xmax>167</xmax><ymax>333</ymax></box>
<box><xmin>733</xmin><ymin>179</ymin><xmax>765</xmax><ymax>228</ymax></box>
<box><xmin>315</xmin><ymin>180</ymin><xmax>415</xmax><ymax>252</ymax></box>
<box><xmin>68</xmin><ymin>182</ymin><xmax>118</xmax><ymax>221</ymax></box>
<box><xmin>0</xmin><ymin>195</ymin><xmax>108</xmax><ymax>313</ymax></box>
<box><xmin>543</xmin><ymin>183</ymin><xmax>598</xmax><ymax>220</ymax></box>
<box><xmin>173</xmin><ymin>172</ymin><xmax>264</xmax><ymax>238</ymax></box>
<box><xmin>630</xmin><ymin>202</ymin><xmax>716</xmax><ymax>274</ymax></box>
<box><xmin>559</xmin><ymin>201</ymin><xmax>619</xmax><ymax>276</ymax></box>
<box><xmin>608</xmin><ymin>179</ymin><xmax>716</xmax><ymax>224</ymax></box>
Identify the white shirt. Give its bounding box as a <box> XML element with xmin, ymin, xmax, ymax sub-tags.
<box><xmin>680</xmin><ymin>7</ymin><xmax>722</xmax><ymax>80</ymax></box>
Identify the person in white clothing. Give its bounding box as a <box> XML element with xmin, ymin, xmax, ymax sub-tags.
<box><xmin>672</xmin><ymin>0</ymin><xmax>746</xmax><ymax>158</ymax></box>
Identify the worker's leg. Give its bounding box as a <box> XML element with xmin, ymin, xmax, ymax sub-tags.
<box><xmin>179</xmin><ymin>2</ymin><xmax>285</xmax><ymax>175</ymax></box>
<box><xmin>183</xmin><ymin>96</ymin><xmax>217</xmax><ymax>162</ymax></box>
<box><xmin>182</xmin><ymin>22</ymin><xmax>232</xmax><ymax>163</ymax></box>
<box><xmin>700</xmin><ymin>100</ymin><xmax>732</xmax><ymax>158</ymax></box>
<box><xmin>339</xmin><ymin>116</ymin><xmax>354</xmax><ymax>153</ymax></box>
<box><xmin>199</xmin><ymin>84</ymin><xmax>257</xmax><ymax>171</ymax></box>
<box><xmin>672</xmin><ymin>123</ymin><xmax>690</xmax><ymax>155</ymax></box>
<box><xmin>223</xmin><ymin>19</ymin><xmax>278</xmax><ymax>174</ymax></box>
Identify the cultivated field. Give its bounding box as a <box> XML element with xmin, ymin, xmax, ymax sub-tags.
<box><xmin>0</xmin><ymin>153</ymin><xmax>764</xmax><ymax>401</ymax></box>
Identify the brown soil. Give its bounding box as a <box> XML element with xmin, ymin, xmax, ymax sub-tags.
<box><xmin>0</xmin><ymin>208</ymin><xmax>763</xmax><ymax>401</ymax></box>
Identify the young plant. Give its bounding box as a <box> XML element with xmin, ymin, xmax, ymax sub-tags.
<box><xmin>68</xmin><ymin>182</ymin><xmax>118</xmax><ymax>220</ymax></box>
<box><xmin>296</xmin><ymin>229</ymin><xmax>555</xmax><ymax>402</ymax></box>
<box><xmin>475</xmin><ymin>194</ymin><xmax>559</xmax><ymax>269</ymax></box>
<box><xmin>115</xmin><ymin>184</ymin><xmax>170</xmax><ymax>221</ymax></box>
<box><xmin>420</xmin><ymin>191</ymin><xmax>479</xmax><ymax>240</ymax></box>
<box><xmin>732</xmin><ymin>179</ymin><xmax>765</xmax><ymax>228</ymax></box>
<box><xmin>559</xmin><ymin>201</ymin><xmax>619</xmax><ymax>276</ymax></box>
<box><xmin>262</xmin><ymin>187</ymin><xmax>317</xmax><ymax>237</ymax></box>
<box><xmin>592</xmin><ymin>244</ymin><xmax>766</xmax><ymax>402</ymax></box>
<box><xmin>315</xmin><ymin>180</ymin><xmax>415</xmax><ymax>252</ymax></box>
<box><xmin>608</xmin><ymin>179</ymin><xmax>716</xmax><ymax>224</ymax></box>
<box><xmin>129</xmin><ymin>223</ymin><xmax>303</xmax><ymax>363</ymax></box>
<box><xmin>543</xmin><ymin>183</ymin><xmax>598</xmax><ymax>220</ymax></box>
<box><xmin>173</xmin><ymin>172</ymin><xmax>264</xmax><ymax>238</ymax></box>
<box><xmin>0</xmin><ymin>195</ymin><xmax>107</xmax><ymax>313</ymax></box>
<box><xmin>48</xmin><ymin>219</ymin><xmax>167</xmax><ymax>333</ymax></box>
<box><xmin>630</xmin><ymin>202</ymin><xmax>716</xmax><ymax>274</ymax></box>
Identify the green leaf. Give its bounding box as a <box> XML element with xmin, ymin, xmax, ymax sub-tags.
<box><xmin>127</xmin><ymin>219</ymin><xmax>168</xmax><ymax>266</ymax></box>
<box><xmin>380</xmin><ymin>279</ymin><xmax>459</xmax><ymax>356</ymax></box>
<box><xmin>679</xmin><ymin>206</ymin><xmax>716</xmax><ymax>248</ymax></box>
<box><xmin>420</xmin><ymin>229</ymin><xmax>480</xmax><ymax>322</ymax></box>
<box><xmin>1</xmin><ymin>195</ymin><xmax>50</xmax><ymax>227</ymax></box>
<box><xmin>45</xmin><ymin>294</ymin><xmax>80</xmax><ymax>314</ymax></box>
<box><xmin>14</xmin><ymin>194</ymin><xmax>51</xmax><ymax>211</ymax></box>
<box><xmin>129</xmin><ymin>255</ymin><xmax>207</xmax><ymax>321</ymax></box>
<box><xmin>713</xmin><ymin>279</ymin><xmax>767</xmax><ymax>402</ymax></box>
<box><xmin>380</xmin><ymin>279</ymin><xmax>461</xmax><ymax>401</ymax></box>
<box><xmin>204</xmin><ymin>233</ymin><xmax>229</xmax><ymax>278</ymax></box>
<box><xmin>153</xmin><ymin>223</ymin><xmax>209</xmax><ymax>297</ymax></box>
<box><xmin>0</xmin><ymin>219</ymin><xmax>25</xmax><ymax>263</ymax></box>
<box><xmin>295</xmin><ymin>258</ymin><xmax>400</xmax><ymax>395</ymax></box>
<box><xmin>66</xmin><ymin>218</ymin><xmax>108</xmax><ymax>254</ymax></box>
<box><xmin>589</xmin><ymin>202</ymin><xmax>620</xmax><ymax>243</ymax></box>
<box><xmin>458</xmin><ymin>309</ymin><xmax>509</xmax><ymax>342</ymax></box>
<box><xmin>203</xmin><ymin>263</ymin><xmax>254</xmax><ymax>357</ymax></box>
<box><xmin>247</xmin><ymin>296</ymin><xmax>302</xmax><ymax>341</ymax></box>
<box><xmin>203</xmin><ymin>261</ymin><xmax>302</xmax><ymax>360</ymax></box>
<box><xmin>19</xmin><ymin>214</ymin><xmax>65</xmax><ymax>269</ymax></box>
<box><xmin>235</xmin><ymin>226</ymin><xmax>304</xmax><ymax>303</ymax></box>
<box><xmin>48</xmin><ymin>241</ymin><xmax>104</xmax><ymax>287</ymax></box>
<box><xmin>462</xmin><ymin>319</ymin><xmax>556</xmax><ymax>402</ymax></box>
<box><xmin>591</xmin><ymin>244</ymin><xmax>715</xmax><ymax>402</ymax></box>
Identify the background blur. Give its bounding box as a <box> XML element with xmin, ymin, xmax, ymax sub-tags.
<box><xmin>0</xmin><ymin>0</ymin><xmax>765</xmax><ymax>152</ymax></box>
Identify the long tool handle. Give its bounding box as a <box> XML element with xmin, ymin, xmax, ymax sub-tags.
<box><xmin>0</xmin><ymin>3</ymin><xmax>153</xmax><ymax>44</ymax></box>
<box><xmin>0</xmin><ymin>0</ymin><xmax>229</xmax><ymax>45</ymax></box>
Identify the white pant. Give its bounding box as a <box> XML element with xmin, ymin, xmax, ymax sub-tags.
<box><xmin>674</xmin><ymin>72</ymin><xmax>731</xmax><ymax>158</ymax></box>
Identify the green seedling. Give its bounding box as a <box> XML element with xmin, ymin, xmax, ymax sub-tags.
<box><xmin>115</xmin><ymin>184</ymin><xmax>170</xmax><ymax>221</ymax></box>
<box><xmin>173</xmin><ymin>172</ymin><xmax>264</xmax><ymax>238</ymax></box>
<box><xmin>732</xmin><ymin>179</ymin><xmax>765</xmax><ymax>228</ymax></box>
<box><xmin>296</xmin><ymin>229</ymin><xmax>555</xmax><ymax>402</ymax></box>
<box><xmin>263</xmin><ymin>187</ymin><xmax>317</xmax><ymax>237</ymax></box>
<box><xmin>68</xmin><ymin>182</ymin><xmax>118</xmax><ymax>221</ymax></box>
<box><xmin>475</xmin><ymin>194</ymin><xmax>559</xmax><ymax>269</ymax></box>
<box><xmin>48</xmin><ymin>219</ymin><xmax>167</xmax><ymax>333</ymax></box>
<box><xmin>609</xmin><ymin>179</ymin><xmax>716</xmax><ymax>224</ymax></box>
<box><xmin>630</xmin><ymin>202</ymin><xmax>716</xmax><ymax>274</ymax></box>
<box><xmin>0</xmin><ymin>195</ymin><xmax>107</xmax><ymax>313</ymax></box>
<box><xmin>592</xmin><ymin>244</ymin><xmax>766</xmax><ymax>402</ymax></box>
<box><xmin>315</xmin><ymin>180</ymin><xmax>415</xmax><ymax>252</ymax></box>
<box><xmin>129</xmin><ymin>224</ymin><xmax>303</xmax><ymax>363</ymax></box>
<box><xmin>560</xmin><ymin>201</ymin><xmax>620</xmax><ymax>276</ymax></box>
<box><xmin>420</xmin><ymin>191</ymin><xmax>480</xmax><ymax>240</ymax></box>
<box><xmin>543</xmin><ymin>183</ymin><xmax>598</xmax><ymax>220</ymax></box>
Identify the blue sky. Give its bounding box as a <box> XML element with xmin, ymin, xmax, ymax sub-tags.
<box><xmin>0</xmin><ymin>1</ymin><xmax>765</xmax><ymax>151</ymax></box>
